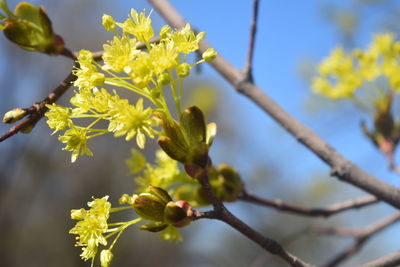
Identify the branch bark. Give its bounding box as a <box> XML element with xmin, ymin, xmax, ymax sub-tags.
<box><xmin>358</xmin><ymin>250</ymin><xmax>400</xmax><ymax>267</ymax></box>
<box><xmin>309</xmin><ymin>212</ymin><xmax>400</xmax><ymax>267</ymax></box>
<box><xmin>148</xmin><ymin>0</ymin><xmax>400</xmax><ymax>210</ymax></box>
<box><xmin>240</xmin><ymin>191</ymin><xmax>379</xmax><ymax>217</ymax></box>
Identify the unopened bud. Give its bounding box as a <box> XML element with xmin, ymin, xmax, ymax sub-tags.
<box><xmin>3</xmin><ymin>108</ymin><xmax>26</xmax><ymax>123</ymax></box>
<box><xmin>177</xmin><ymin>63</ymin><xmax>191</xmax><ymax>78</ymax></box>
<box><xmin>100</xmin><ymin>249</ymin><xmax>113</xmax><ymax>267</ymax></box>
<box><xmin>102</xmin><ymin>14</ymin><xmax>116</xmax><ymax>31</ymax></box>
<box><xmin>202</xmin><ymin>48</ymin><xmax>217</xmax><ymax>62</ymax></box>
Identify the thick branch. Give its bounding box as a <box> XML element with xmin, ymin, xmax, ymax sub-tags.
<box><xmin>310</xmin><ymin>212</ymin><xmax>400</xmax><ymax>267</ymax></box>
<box><xmin>193</xmin><ymin>170</ymin><xmax>312</xmax><ymax>267</ymax></box>
<box><xmin>240</xmin><ymin>191</ymin><xmax>378</xmax><ymax>217</ymax></box>
<box><xmin>149</xmin><ymin>0</ymin><xmax>400</xmax><ymax>209</ymax></box>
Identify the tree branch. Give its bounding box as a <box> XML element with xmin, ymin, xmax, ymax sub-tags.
<box><xmin>148</xmin><ymin>0</ymin><xmax>400</xmax><ymax>210</ymax></box>
<box><xmin>358</xmin><ymin>250</ymin><xmax>400</xmax><ymax>267</ymax></box>
<box><xmin>240</xmin><ymin>191</ymin><xmax>379</xmax><ymax>217</ymax></box>
<box><xmin>194</xmin><ymin>171</ymin><xmax>313</xmax><ymax>267</ymax></box>
<box><xmin>243</xmin><ymin>0</ymin><xmax>260</xmax><ymax>81</ymax></box>
<box><xmin>309</xmin><ymin>212</ymin><xmax>400</xmax><ymax>267</ymax></box>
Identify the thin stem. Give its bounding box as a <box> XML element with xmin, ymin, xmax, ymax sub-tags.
<box><xmin>243</xmin><ymin>0</ymin><xmax>260</xmax><ymax>82</ymax></box>
<box><xmin>358</xmin><ymin>251</ymin><xmax>400</xmax><ymax>267</ymax></box>
<box><xmin>240</xmin><ymin>191</ymin><xmax>379</xmax><ymax>217</ymax></box>
<box><xmin>310</xmin><ymin>212</ymin><xmax>400</xmax><ymax>267</ymax></box>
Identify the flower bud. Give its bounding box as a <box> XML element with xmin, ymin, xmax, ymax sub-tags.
<box><xmin>157</xmin><ymin>72</ymin><xmax>171</xmax><ymax>86</ymax></box>
<box><xmin>159</xmin><ymin>25</ymin><xmax>171</xmax><ymax>39</ymax></box>
<box><xmin>2</xmin><ymin>2</ymin><xmax>64</xmax><ymax>55</ymax></box>
<box><xmin>3</xmin><ymin>108</ymin><xmax>26</xmax><ymax>123</ymax></box>
<box><xmin>100</xmin><ymin>249</ymin><xmax>113</xmax><ymax>267</ymax></box>
<box><xmin>119</xmin><ymin>193</ymin><xmax>135</xmax><ymax>205</ymax></box>
<box><xmin>202</xmin><ymin>48</ymin><xmax>217</xmax><ymax>62</ymax></box>
<box><xmin>164</xmin><ymin>200</ymin><xmax>193</xmax><ymax>227</ymax></box>
<box><xmin>133</xmin><ymin>186</ymin><xmax>172</xmax><ymax>222</ymax></box>
<box><xmin>20</xmin><ymin>124</ymin><xmax>33</xmax><ymax>134</ymax></box>
<box><xmin>177</xmin><ymin>63</ymin><xmax>191</xmax><ymax>78</ymax></box>
<box><xmin>102</xmin><ymin>14</ymin><xmax>116</xmax><ymax>31</ymax></box>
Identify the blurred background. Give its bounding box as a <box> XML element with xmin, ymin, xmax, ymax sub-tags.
<box><xmin>1</xmin><ymin>0</ymin><xmax>400</xmax><ymax>266</ymax></box>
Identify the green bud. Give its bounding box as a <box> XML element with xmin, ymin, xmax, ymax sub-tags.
<box><xmin>100</xmin><ymin>249</ymin><xmax>113</xmax><ymax>267</ymax></box>
<box><xmin>164</xmin><ymin>200</ymin><xmax>193</xmax><ymax>227</ymax></box>
<box><xmin>140</xmin><ymin>222</ymin><xmax>168</xmax><ymax>232</ymax></box>
<box><xmin>177</xmin><ymin>63</ymin><xmax>191</xmax><ymax>78</ymax></box>
<box><xmin>180</xmin><ymin>106</ymin><xmax>206</xmax><ymax>145</ymax></box>
<box><xmin>2</xmin><ymin>2</ymin><xmax>64</xmax><ymax>55</ymax></box>
<box><xmin>211</xmin><ymin>164</ymin><xmax>243</xmax><ymax>202</ymax></box>
<box><xmin>157</xmin><ymin>72</ymin><xmax>171</xmax><ymax>86</ymax></box>
<box><xmin>158</xmin><ymin>136</ymin><xmax>188</xmax><ymax>164</ymax></box>
<box><xmin>133</xmin><ymin>186</ymin><xmax>172</xmax><ymax>222</ymax></box>
<box><xmin>20</xmin><ymin>123</ymin><xmax>33</xmax><ymax>134</ymax></box>
<box><xmin>3</xmin><ymin>108</ymin><xmax>26</xmax><ymax>123</ymax></box>
<box><xmin>206</xmin><ymin>122</ymin><xmax>217</xmax><ymax>147</ymax></box>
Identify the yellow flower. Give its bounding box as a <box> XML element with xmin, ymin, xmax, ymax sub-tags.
<box><xmin>167</xmin><ymin>24</ymin><xmax>205</xmax><ymax>54</ymax></box>
<box><xmin>313</xmin><ymin>46</ymin><xmax>361</xmax><ymax>99</ymax></box>
<box><xmin>69</xmin><ymin>196</ymin><xmax>111</xmax><ymax>261</ymax></box>
<box><xmin>125</xmin><ymin>52</ymin><xmax>154</xmax><ymax>88</ymax></box>
<box><xmin>149</xmin><ymin>41</ymin><xmax>179</xmax><ymax>75</ymax></box>
<box><xmin>102</xmin><ymin>35</ymin><xmax>140</xmax><ymax>73</ymax></box>
<box><xmin>74</xmin><ymin>50</ymin><xmax>105</xmax><ymax>90</ymax></box>
<box><xmin>119</xmin><ymin>9</ymin><xmax>154</xmax><ymax>43</ymax></box>
<box><xmin>45</xmin><ymin>104</ymin><xmax>71</xmax><ymax>133</ymax></box>
<box><xmin>58</xmin><ymin>127</ymin><xmax>93</xmax><ymax>162</ymax></box>
<box><xmin>108</xmin><ymin>98</ymin><xmax>156</xmax><ymax>148</ymax></box>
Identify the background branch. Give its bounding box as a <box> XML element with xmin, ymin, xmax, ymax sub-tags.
<box><xmin>195</xmin><ymin>172</ymin><xmax>313</xmax><ymax>267</ymax></box>
<box><xmin>240</xmin><ymin>191</ymin><xmax>379</xmax><ymax>217</ymax></box>
<box><xmin>309</xmin><ymin>212</ymin><xmax>400</xmax><ymax>267</ymax></box>
<box><xmin>243</xmin><ymin>0</ymin><xmax>260</xmax><ymax>81</ymax></box>
<box><xmin>358</xmin><ymin>250</ymin><xmax>400</xmax><ymax>267</ymax></box>
<box><xmin>148</xmin><ymin>0</ymin><xmax>400</xmax><ymax>210</ymax></box>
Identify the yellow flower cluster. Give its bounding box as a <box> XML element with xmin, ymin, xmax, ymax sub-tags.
<box><xmin>312</xmin><ymin>33</ymin><xmax>400</xmax><ymax>99</ymax></box>
<box><xmin>45</xmin><ymin>9</ymin><xmax>217</xmax><ymax>162</ymax></box>
<box><xmin>70</xmin><ymin>196</ymin><xmax>111</xmax><ymax>262</ymax></box>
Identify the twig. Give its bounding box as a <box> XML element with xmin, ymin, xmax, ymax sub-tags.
<box><xmin>240</xmin><ymin>191</ymin><xmax>379</xmax><ymax>217</ymax></box>
<box><xmin>148</xmin><ymin>0</ymin><xmax>400</xmax><ymax>209</ymax></box>
<box><xmin>243</xmin><ymin>0</ymin><xmax>260</xmax><ymax>82</ymax></box>
<box><xmin>0</xmin><ymin>65</ymin><xmax>78</xmax><ymax>142</ymax></box>
<box><xmin>358</xmin><ymin>250</ymin><xmax>400</xmax><ymax>267</ymax></box>
<box><xmin>309</xmin><ymin>212</ymin><xmax>400</xmax><ymax>267</ymax></box>
<box><xmin>192</xmin><ymin>169</ymin><xmax>313</xmax><ymax>267</ymax></box>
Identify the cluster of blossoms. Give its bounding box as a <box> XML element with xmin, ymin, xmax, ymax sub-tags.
<box><xmin>57</xmin><ymin>8</ymin><xmax>222</xmax><ymax>267</ymax></box>
<box><xmin>45</xmin><ymin>9</ymin><xmax>217</xmax><ymax>162</ymax></box>
<box><xmin>312</xmin><ymin>33</ymin><xmax>400</xmax><ymax>99</ymax></box>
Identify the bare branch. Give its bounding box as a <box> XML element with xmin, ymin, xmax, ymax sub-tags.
<box><xmin>243</xmin><ymin>0</ymin><xmax>260</xmax><ymax>81</ymax></box>
<box><xmin>0</xmin><ymin>65</ymin><xmax>78</xmax><ymax>142</ymax></box>
<box><xmin>310</xmin><ymin>212</ymin><xmax>400</xmax><ymax>267</ymax></box>
<box><xmin>193</xmin><ymin>170</ymin><xmax>313</xmax><ymax>267</ymax></box>
<box><xmin>358</xmin><ymin>250</ymin><xmax>400</xmax><ymax>267</ymax></box>
<box><xmin>240</xmin><ymin>191</ymin><xmax>379</xmax><ymax>217</ymax></box>
<box><xmin>148</xmin><ymin>0</ymin><xmax>400</xmax><ymax>209</ymax></box>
